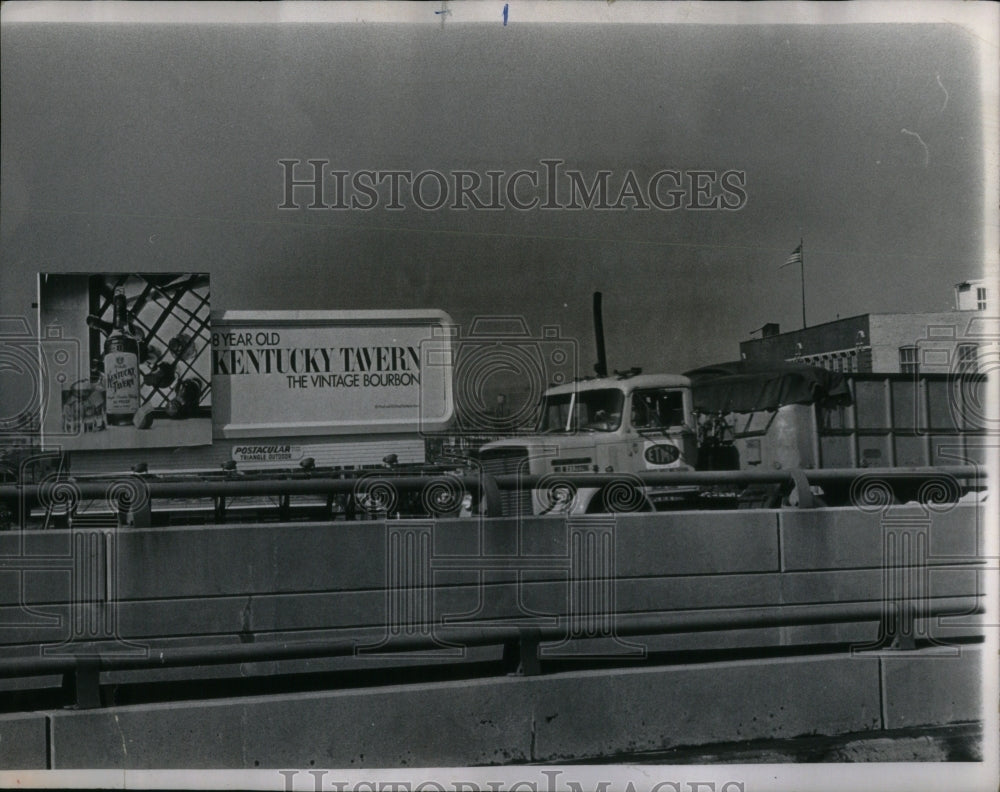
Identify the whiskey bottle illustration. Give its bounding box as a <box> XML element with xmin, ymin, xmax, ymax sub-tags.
<box><xmin>102</xmin><ymin>288</ymin><xmax>140</xmax><ymax>426</ymax></box>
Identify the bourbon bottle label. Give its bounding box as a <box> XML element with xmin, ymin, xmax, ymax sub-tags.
<box><xmin>104</xmin><ymin>287</ymin><xmax>141</xmax><ymax>425</ymax></box>
<box><xmin>105</xmin><ymin>349</ymin><xmax>139</xmax><ymax>417</ymax></box>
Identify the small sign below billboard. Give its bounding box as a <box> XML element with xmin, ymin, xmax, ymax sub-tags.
<box><xmin>231</xmin><ymin>444</ymin><xmax>303</xmax><ymax>464</ymax></box>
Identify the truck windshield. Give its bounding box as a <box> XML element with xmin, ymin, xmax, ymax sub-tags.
<box><xmin>537</xmin><ymin>388</ymin><xmax>625</xmax><ymax>432</ymax></box>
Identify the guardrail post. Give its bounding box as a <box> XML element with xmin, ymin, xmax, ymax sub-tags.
<box><xmin>0</xmin><ymin>495</ymin><xmax>19</xmax><ymax>530</ymax></box>
<box><xmin>479</xmin><ymin>473</ymin><xmax>502</xmax><ymax>517</ymax></box>
<box><xmin>788</xmin><ymin>469</ymin><xmax>816</xmax><ymax>508</ymax></box>
<box><xmin>503</xmin><ymin>627</ymin><xmax>541</xmax><ymax>676</ymax></box>
<box><xmin>114</xmin><ymin>493</ymin><xmax>127</xmax><ymax>528</ymax></box>
<box><xmin>62</xmin><ymin>657</ymin><xmax>101</xmax><ymax>709</ymax></box>
<box><xmin>130</xmin><ymin>498</ymin><xmax>151</xmax><ymax>528</ymax></box>
<box><xmin>124</xmin><ymin>475</ymin><xmax>152</xmax><ymax>528</ymax></box>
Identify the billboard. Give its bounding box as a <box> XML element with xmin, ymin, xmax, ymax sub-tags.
<box><xmin>37</xmin><ymin>273</ymin><xmax>212</xmax><ymax>450</ymax></box>
<box><xmin>211</xmin><ymin>310</ymin><xmax>454</xmax><ymax>437</ymax></box>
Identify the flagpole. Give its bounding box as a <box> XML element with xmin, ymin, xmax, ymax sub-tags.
<box><xmin>799</xmin><ymin>238</ymin><xmax>806</xmax><ymax>329</ymax></box>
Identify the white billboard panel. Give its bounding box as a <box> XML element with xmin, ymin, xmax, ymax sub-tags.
<box><xmin>211</xmin><ymin>310</ymin><xmax>453</xmax><ymax>437</ymax></box>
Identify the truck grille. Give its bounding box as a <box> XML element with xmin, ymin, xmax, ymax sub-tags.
<box><xmin>478</xmin><ymin>446</ymin><xmax>532</xmax><ymax>516</ymax></box>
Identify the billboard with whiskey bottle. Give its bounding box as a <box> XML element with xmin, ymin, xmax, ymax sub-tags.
<box><xmin>37</xmin><ymin>273</ymin><xmax>212</xmax><ymax>451</ymax></box>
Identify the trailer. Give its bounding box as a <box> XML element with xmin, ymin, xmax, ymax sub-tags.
<box><xmin>476</xmin><ymin>363</ymin><xmax>987</xmax><ymax>515</ymax></box>
<box><xmin>688</xmin><ymin>362</ymin><xmax>988</xmax><ymax>507</ymax></box>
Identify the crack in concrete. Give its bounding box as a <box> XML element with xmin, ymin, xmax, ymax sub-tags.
<box><xmin>113</xmin><ymin>711</ymin><xmax>128</xmax><ymax>787</ymax></box>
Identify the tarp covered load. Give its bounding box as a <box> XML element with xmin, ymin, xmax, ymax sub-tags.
<box><xmin>685</xmin><ymin>361</ymin><xmax>853</xmax><ymax>414</ymax></box>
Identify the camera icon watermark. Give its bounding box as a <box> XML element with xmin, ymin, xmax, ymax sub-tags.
<box><xmin>0</xmin><ymin>315</ymin><xmax>84</xmax><ymax>442</ymax></box>
<box><xmin>912</xmin><ymin>315</ymin><xmax>998</xmax><ymax>438</ymax></box>
<box><xmin>420</xmin><ymin>315</ymin><xmax>578</xmax><ymax>439</ymax></box>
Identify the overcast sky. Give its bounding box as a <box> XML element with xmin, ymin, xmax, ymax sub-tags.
<box><xmin>1</xmin><ymin>5</ymin><xmax>992</xmax><ymax>399</ymax></box>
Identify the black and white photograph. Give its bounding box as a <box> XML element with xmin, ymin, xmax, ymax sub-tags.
<box><xmin>0</xmin><ymin>2</ymin><xmax>997</xmax><ymax>790</ymax></box>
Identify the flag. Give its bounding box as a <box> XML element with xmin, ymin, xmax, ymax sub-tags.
<box><xmin>780</xmin><ymin>243</ymin><xmax>803</xmax><ymax>268</ymax></box>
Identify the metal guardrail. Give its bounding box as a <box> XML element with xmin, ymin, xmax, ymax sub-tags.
<box><xmin>496</xmin><ymin>465</ymin><xmax>986</xmax><ymax>509</ymax></box>
<box><xmin>495</xmin><ymin>465</ymin><xmax>985</xmax><ymax>486</ymax></box>
<box><xmin>0</xmin><ymin>595</ymin><xmax>983</xmax><ymax>709</ymax></box>
<box><xmin>0</xmin><ymin>464</ymin><xmax>987</xmax><ymax>524</ymax></box>
<box><xmin>0</xmin><ymin>473</ymin><xmax>500</xmax><ymax>525</ymax></box>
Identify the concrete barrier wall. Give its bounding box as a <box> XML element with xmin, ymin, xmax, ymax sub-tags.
<box><xmin>37</xmin><ymin>645</ymin><xmax>983</xmax><ymax>768</ymax></box>
<box><xmin>0</xmin><ymin>506</ymin><xmax>984</xmax><ymax>654</ymax></box>
<box><xmin>0</xmin><ymin>507</ymin><xmax>986</xmax><ymax>769</ymax></box>
<box><xmin>0</xmin><ymin>713</ymin><xmax>48</xmax><ymax>769</ymax></box>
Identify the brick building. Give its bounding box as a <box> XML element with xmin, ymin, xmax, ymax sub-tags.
<box><xmin>739</xmin><ymin>282</ymin><xmax>993</xmax><ymax>375</ymax></box>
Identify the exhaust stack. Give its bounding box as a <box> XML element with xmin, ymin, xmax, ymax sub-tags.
<box><xmin>593</xmin><ymin>291</ymin><xmax>608</xmax><ymax>378</ymax></box>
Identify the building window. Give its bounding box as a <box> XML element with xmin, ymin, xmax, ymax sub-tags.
<box><xmin>977</xmin><ymin>287</ymin><xmax>987</xmax><ymax>310</ymax></box>
<box><xmin>899</xmin><ymin>346</ymin><xmax>918</xmax><ymax>374</ymax></box>
<box><xmin>957</xmin><ymin>343</ymin><xmax>978</xmax><ymax>373</ymax></box>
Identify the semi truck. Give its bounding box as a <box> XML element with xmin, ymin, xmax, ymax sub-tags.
<box><xmin>476</xmin><ymin>362</ymin><xmax>986</xmax><ymax>515</ymax></box>
<box><xmin>476</xmin><ymin>296</ymin><xmax>987</xmax><ymax>515</ymax></box>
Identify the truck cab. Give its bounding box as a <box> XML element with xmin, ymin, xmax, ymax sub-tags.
<box><xmin>477</xmin><ymin>373</ymin><xmax>698</xmax><ymax>515</ymax></box>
